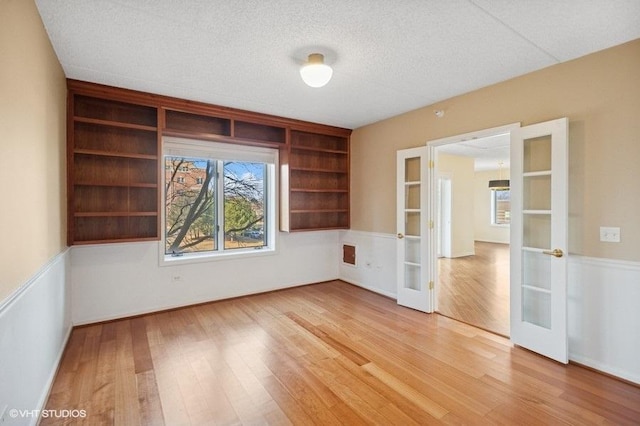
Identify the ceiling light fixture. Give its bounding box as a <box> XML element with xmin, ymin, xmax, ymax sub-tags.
<box><xmin>489</xmin><ymin>162</ymin><xmax>510</xmax><ymax>190</ymax></box>
<box><xmin>300</xmin><ymin>53</ymin><xmax>333</xmax><ymax>88</ymax></box>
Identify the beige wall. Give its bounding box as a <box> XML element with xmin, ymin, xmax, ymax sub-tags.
<box><xmin>351</xmin><ymin>39</ymin><xmax>640</xmax><ymax>262</ymax></box>
<box><xmin>474</xmin><ymin>169</ymin><xmax>511</xmax><ymax>244</ymax></box>
<box><xmin>438</xmin><ymin>154</ymin><xmax>475</xmax><ymax>257</ymax></box>
<box><xmin>0</xmin><ymin>0</ymin><xmax>67</xmax><ymax>301</ymax></box>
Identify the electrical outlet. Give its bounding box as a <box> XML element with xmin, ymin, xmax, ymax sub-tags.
<box><xmin>600</xmin><ymin>226</ymin><xmax>621</xmax><ymax>243</ymax></box>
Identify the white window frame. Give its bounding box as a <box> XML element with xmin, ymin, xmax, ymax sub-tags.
<box><xmin>160</xmin><ymin>137</ymin><xmax>278</xmax><ymax>266</ymax></box>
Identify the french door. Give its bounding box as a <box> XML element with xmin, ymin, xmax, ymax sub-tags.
<box><xmin>510</xmin><ymin>118</ymin><xmax>569</xmax><ymax>363</ymax></box>
<box><xmin>396</xmin><ymin>147</ymin><xmax>433</xmax><ymax>312</ymax></box>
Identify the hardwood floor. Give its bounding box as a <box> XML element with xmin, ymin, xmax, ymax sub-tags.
<box><xmin>438</xmin><ymin>241</ymin><xmax>510</xmax><ymax>336</ymax></box>
<box><xmin>43</xmin><ymin>281</ymin><xmax>640</xmax><ymax>425</ymax></box>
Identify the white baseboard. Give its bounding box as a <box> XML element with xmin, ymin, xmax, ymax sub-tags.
<box><xmin>340</xmin><ymin>278</ymin><xmax>396</xmax><ymax>299</ymax></box>
<box><xmin>35</xmin><ymin>324</ymin><xmax>73</xmax><ymax>422</ymax></box>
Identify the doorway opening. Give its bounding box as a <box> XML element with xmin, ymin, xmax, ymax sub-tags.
<box><xmin>429</xmin><ymin>127</ymin><xmax>514</xmax><ymax>336</ymax></box>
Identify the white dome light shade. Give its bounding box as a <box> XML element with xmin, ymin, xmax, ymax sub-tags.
<box><xmin>300</xmin><ymin>53</ymin><xmax>333</xmax><ymax>88</ymax></box>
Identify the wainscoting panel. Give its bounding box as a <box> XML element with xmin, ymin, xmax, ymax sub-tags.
<box><xmin>339</xmin><ymin>230</ymin><xmax>397</xmax><ymax>298</ymax></box>
<box><xmin>0</xmin><ymin>250</ymin><xmax>71</xmax><ymax>426</ymax></box>
<box><xmin>71</xmin><ymin>231</ymin><xmax>340</xmax><ymax>325</ymax></box>
<box><xmin>568</xmin><ymin>255</ymin><xmax>640</xmax><ymax>384</ymax></box>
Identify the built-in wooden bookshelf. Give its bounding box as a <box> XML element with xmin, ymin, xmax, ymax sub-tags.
<box><xmin>282</xmin><ymin>129</ymin><xmax>350</xmax><ymax>231</ymax></box>
<box><xmin>67</xmin><ymin>80</ymin><xmax>351</xmax><ymax>245</ymax></box>
<box><xmin>68</xmin><ymin>94</ymin><xmax>160</xmax><ymax>244</ymax></box>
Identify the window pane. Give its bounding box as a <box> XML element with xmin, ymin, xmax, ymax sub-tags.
<box><xmin>165</xmin><ymin>157</ymin><xmax>216</xmax><ymax>254</ymax></box>
<box><xmin>493</xmin><ymin>189</ymin><xmax>511</xmax><ymax>225</ymax></box>
<box><xmin>224</xmin><ymin>161</ymin><xmax>267</xmax><ymax>250</ymax></box>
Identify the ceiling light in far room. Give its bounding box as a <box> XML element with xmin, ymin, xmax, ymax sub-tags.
<box><xmin>489</xmin><ymin>162</ymin><xmax>510</xmax><ymax>190</ymax></box>
<box><xmin>300</xmin><ymin>53</ymin><xmax>333</xmax><ymax>88</ymax></box>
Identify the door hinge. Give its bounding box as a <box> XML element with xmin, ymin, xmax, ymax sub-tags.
<box><xmin>428</xmin><ymin>281</ymin><xmax>434</xmax><ymax>290</ymax></box>
<box><xmin>429</xmin><ymin>220</ymin><xmax>434</xmax><ymax>229</ymax></box>
<box><xmin>428</xmin><ymin>160</ymin><xmax>435</xmax><ymax>169</ymax></box>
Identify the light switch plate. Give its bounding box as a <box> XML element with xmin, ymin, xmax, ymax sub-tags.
<box><xmin>600</xmin><ymin>227</ymin><xmax>620</xmax><ymax>242</ymax></box>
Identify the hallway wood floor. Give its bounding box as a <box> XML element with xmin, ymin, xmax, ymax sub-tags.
<box><xmin>43</xmin><ymin>281</ymin><xmax>640</xmax><ymax>425</ymax></box>
<box><xmin>438</xmin><ymin>241</ymin><xmax>510</xmax><ymax>336</ymax></box>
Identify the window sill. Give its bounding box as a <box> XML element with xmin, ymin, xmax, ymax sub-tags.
<box><xmin>159</xmin><ymin>243</ymin><xmax>277</xmax><ymax>266</ymax></box>
<box><xmin>490</xmin><ymin>223</ymin><xmax>510</xmax><ymax>228</ymax></box>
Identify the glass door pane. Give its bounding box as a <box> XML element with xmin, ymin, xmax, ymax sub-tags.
<box><xmin>521</xmin><ymin>134</ymin><xmax>552</xmax><ymax>329</ymax></box>
<box><xmin>404</xmin><ymin>157</ymin><xmax>421</xmax><ymax>290</ymax></box>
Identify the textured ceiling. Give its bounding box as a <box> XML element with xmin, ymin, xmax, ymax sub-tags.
<box><xmin>437</xmin><ymin>133</ymin><xmax>510</xmax><ymax>171</ymax></box>
<box><xmin>36</xmin><ymin>0</ymin><xmax>640</xmax><ymax>129</ymax></box>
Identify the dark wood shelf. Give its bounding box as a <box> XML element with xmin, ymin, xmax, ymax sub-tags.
<box><xmin>290</xmin><ymin>146</ymin><xmax>348</xmax><ymax>155</ymax></box>
<box><xmin>74</xmin><ymin>149</ymin><xmax>157</xmax><ymax>160</ymax></box>
<box><xmin>290</xmin><ymin>188</ymin><xmax>349</xmax><ymax>193</ymax></box>
<box><xmin>74</xmin><ymin>211</ymin><xmax>158</xmax><ymax>217</ymax></box>
<box><xmin>73</xmin><ymin>236</ymin><xmax>159</xmax><ymax>245</ymax></box>
<box><xmin>74</xmin><ymin>116</ymin><xmax>157</xmax><ymax>132</ymax></box>
<box><xmin>291</xmin><ymin>209</ymin><xmax>349</xmax><ymax>214</ymax></box>
<box><xmin>290</xmin><ymin>166</ymin><xmax>348</xmax><ymax>174</ymax></box>
<box><xmin>74</xmin><ymin>182</ymin><xmax>158</xmax><ymax>188</ymax></box>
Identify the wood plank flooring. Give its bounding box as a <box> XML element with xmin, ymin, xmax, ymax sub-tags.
<box><xmin>42</xmin><ymin>280</ymin><xmax>640</xmax><ymax>425</ymax></box>
<box><xmin>438</xmin><ymin>241</ymin><xmax>510</xmax><ymax>336</ymax></box>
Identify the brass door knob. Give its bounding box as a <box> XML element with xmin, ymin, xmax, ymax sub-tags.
<box><xmin>397</xmin><ymin>233</ymin><xmax>404</xmax><ymax>239</ymax></box>
<box><xmin>542</xmin><ymin>248</ymin><xmax>564</xmax><ymax>258</ymax></box>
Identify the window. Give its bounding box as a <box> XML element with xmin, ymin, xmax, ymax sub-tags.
<box><xmin>163</xmin><ymin>137</ymin><xmax>277</xmax><ymax>262</ymax></box>
<box><xmin>491</xmin><ymin>189</ymin><xmax>511</xmax><ymax>225</ymax></box>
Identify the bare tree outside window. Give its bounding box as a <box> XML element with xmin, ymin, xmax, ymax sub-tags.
<box><xmin>164</xmin><ymin>157</ymin><xmax>266</xmax><ymax>255</ymax></box>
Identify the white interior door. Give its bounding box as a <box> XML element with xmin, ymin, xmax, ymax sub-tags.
<box><xmin>396</xmin><ymin>147</ymin><xmax>433</xmax><ymax>312</ymax></box>
<box><xmin>510</xmin><ymin>117</ymin><xmax>569</xmax><ymax>363</ymax></box>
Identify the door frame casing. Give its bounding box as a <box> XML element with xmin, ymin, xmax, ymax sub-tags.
<box><xmin>426</xmin><ymin>123</ymin><xmax>520</xmax><ymax>314</ymax></box>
